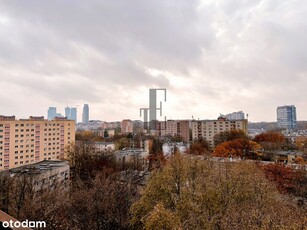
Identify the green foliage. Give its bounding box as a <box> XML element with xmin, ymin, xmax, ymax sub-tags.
<box><xmin>115</xmin><ymin>137</ymin><xmax>130</xmax><ymax>150</ymax></box>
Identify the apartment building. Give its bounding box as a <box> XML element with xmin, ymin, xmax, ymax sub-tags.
<box><xmin>0</xmin><ymin>115</ymin><xmax>75</xmax><ymax>170</ymax></box>
<box><xmin>160</xmin><ymin>120</ymin><xmax>190</xmax><ymax>142</ymax></box>
<box><xmin>277</xmin><ymin>105</ymin><xmax>297</xmax><ymax>130</ymax></box>
<box><xmin>121</xmin><ymin>119</ymin><xmax>133</xmax><ymax>134</ymax></box>
<box><xmin>192</xmin><ymin>116</ymin><xmax>248</xmax><ymax>146</ymax></box>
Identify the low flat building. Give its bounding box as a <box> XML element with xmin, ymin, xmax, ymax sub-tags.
<box><xmin>162</xmin><ymin>142</ymin><xmax>190</xmax><ymax>157</ymax></box>
<box><xmin>94</xmin><ymin>142</ymin><xmax>115</xmax><ymax>152</ymax></box>
<box><xmin>0</xmin><ymin>160</ymin><xmax>70</xmax><ymax>191</ymax></box>
<box><xmin>114</xmin><ymin>148</ymin><xmax>149</xmax><ymax>169</ymax></box>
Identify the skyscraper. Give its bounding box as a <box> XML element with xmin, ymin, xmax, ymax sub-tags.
<box><xmin>82</xmin><ymin>104</ymin><xmax>89</xmax><ymax>123</ymax></box>
<box><xmin>65</xmin><ymin>107</ymin><xmax>71</xmax><ymax>119</ymax></box>
<box><xmin>70</xmin><ymin>108</ymin><xmax>77</xmax><ymax>123</ymax></box>
<box><xmin>277</xmin><ymin>105</ymin><xmax>297</xmax><ymax>130</ymax></box>
<box><xmin>47</xmin><ymin>107</ymin><xmax>57</xmax><ymax>120</ymax></box>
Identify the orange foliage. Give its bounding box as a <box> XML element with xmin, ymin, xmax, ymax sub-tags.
<box><xmin>213</xmin><ymin>138</ymin><xmax>261</xmax><ymax>158</ymax></box>
<box><xmin>254</xmin><ymin>131</ymin><xmax>286</xmax><ymax>150</ymax></box>
<box><xmin>261</xmin><ymin>164</ymin><xmax>297</xmax><ymax>194</ymax></box>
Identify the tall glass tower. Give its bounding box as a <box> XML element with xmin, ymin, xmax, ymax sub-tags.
<box><xmin>47</xmin><ymin>107</ymin><xmax>57</xmax><ymax>120</ymax></box>
<box><xmin>70</xmin><ymin>108</ymin><xmax>77</xmax><ymax>123</ymax></box>
<box><xmin>82</xmin><ymin>104</ymin><xmax>89</xmax><ymax>124</ymax></box>
<box><xmin>277</xmin><ymin>105</ymin><xmax>297</xmax><ymax>130</ymax></box>
<box><xmin>65</xmin><ymin>107</ymin><xmax>71</xmax><ymax>119</ymax></box>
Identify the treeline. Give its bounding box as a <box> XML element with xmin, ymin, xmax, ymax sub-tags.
<box><xmin>0</xmin><ymin>143</ymin><xmax>142</xmax><ymax>229</ymax></box>
<box><xmin>130</xmin><ymin>155</ymin><xmax>307</xmax><ymax>229</ymax></box>
<box><xmin>1</xmin><ymin>141</ymin><xmax>306</xmax><ymax>229</ymax></box>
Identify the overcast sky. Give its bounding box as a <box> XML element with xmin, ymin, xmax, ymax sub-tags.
<box><xmin>0</xmin><ymin>0</ymin><xmax>306</xmax><ymax>122</ymax></box>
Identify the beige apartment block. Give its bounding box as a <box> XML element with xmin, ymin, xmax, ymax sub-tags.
<box><xmin>0</xmin><ymin>115</ymin><xmax>75</xmax><ymax>170</ymax></box>
<box><xmin>192</xmin><ymin>116</ymin><xmax>248</xmax><ymax>147</ymax></box>
<box><xmin>160</xmin><ymin>120</ymin><xmax>190</xmax><ymax>142</ymax></box>
<box><xmin>121</xmin><ymin>119</ymin><xmax>133</xmax><ymax>134</ymax></box>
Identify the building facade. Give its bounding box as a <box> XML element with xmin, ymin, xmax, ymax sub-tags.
<box><xmin>2</xmin><ymin>160</ymin><xmax>70</xmax><ymax>191</ymax></box>
<box><xmin>225</xmin><ymin>111</ymin><xmax>245</xmax><ymax>120</ymax></box>
<box><xmin>47</xmin><ymin>107</ymin><xmax>57</xmax><ymax>120</ymax></box>
<box><xmin>192</xmin><ymin>116</ymin><xmax>248</xmax><ymax>147</ymax></box>
<box><xmin>0</xmin><ymin>116</ymin><xmax>75</xmax><ymax>170</ymax></box>
<box><xmin>277</xmin><ymin>105</ymin><xmax>297</xmax><ymax>130</ymax></box>
<box><xmin>121</xmin><ymin>119</ymin><xmax>133</xmax><ymax>133</ymax></box>
<box><xmin>159</xmin><ymin>120</ymin><xmax>190</xmax><ymax>142</ymax></box>
<box><xmin>70</xmin><ymin>108</ymin><xmax>77</xmax><ymax>123</ymax></box>
<box><xmin>82</xmin><ymin>104</ymin><xmax>89</xmax><ymax>124</ymax></box>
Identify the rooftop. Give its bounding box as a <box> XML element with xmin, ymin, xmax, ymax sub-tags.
<box><xmin>0</xmin><ymin>160</ymin><xmax>68</xmax><ymax>176</ymax></box>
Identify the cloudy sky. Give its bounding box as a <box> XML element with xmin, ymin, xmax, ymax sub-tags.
<box><xmin>0</xmin><ymin>0</ymin><xmax>306</xmax><ymax>122</ymax></box>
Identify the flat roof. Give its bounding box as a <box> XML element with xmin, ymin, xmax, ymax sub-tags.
<box><xmin>0</xmin><ymin>160</ymin><xmax>69</xmax><ymax>176</ymax></box>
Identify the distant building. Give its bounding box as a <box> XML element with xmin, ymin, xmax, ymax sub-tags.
<box><xmin>192</xmin><ymin>116</ymin><xmax>248</xmax><ymax>147</ymax></box>
<box><xmin>0</xmin><ymin>115</ymin><xmax>75</xmax><ymax>170</ymax></box>
<box><xmin>225</xmin><ymin>111</ymin><xmax>245</xmax><ymax>120</ymax></box>
<box><xmin>55</xmin><ymin>113</ymin><xmax>63</xmax><ymax>118</ymax></box>
<box><xmin>70</xmin><ymin>108</ymin><xmax>77</xmax><ymax>123</ymax></box>
<box><xmin>159</xmin><ymin>120</ymin><xmax>190</xmax><ymax>142</ymax></box>
<box><xmin>114</xmin><ymin>148</ymin><xmax>149</xmax><ymax>169</ymax></box>
<box><xmin>121</xmin><ymin>119</ymin><xmax>133</xmax><ymax>134</ymax></box>
<box><xmin>277</xmin><ymin>105</ymin><xmax>297</xmax><ymax>130</ymax></box>
<box><xmin>94</xmin><ymin>142</ymin><xmax>115</xmax><ymax>153</ymax></box>
<box><xmin>65</xmin><ymin>107</ymin><xmax>77</xmax><ymax>123</ymax></box>
<box><xmin>101</xmin><ymin>121</ymin><xmax>121</xmax><ymax>130</ymax></box>
<box><xmin>65</xmin><ymin>107</ymin><xmax>71</xmax><ymax>119</ymax></box>
<box><xmin>82</xmin><ymin>104</ymin><xmax>89</xmax><ymax>124</ymax></box>
<box><xmin>76</xmin><ymin>120</ymin><xmax>102</xmax><ymax>131</ymax></box>
<box><xmin>132</xmin><ymin>120</ymin><xmax>144</xmax><ymax>133</ymax></box>
<box><xmin>47</xmin><ymin>107</ymin><xmax>57</xmax><ymax>120</ymax></box>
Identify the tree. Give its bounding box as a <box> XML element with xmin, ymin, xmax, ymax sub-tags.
<box><xmin>213</xmin><ymin>138</ymin><xmax>262</xmax><ymax>158</ymax></box>
<box><xmin>188</xmin><ymin>138</ymin><xmax>211</xmax><ymax>155</ymax></box>
<box><xmin>254</xmin><ymin>131</ymin><xmax>286</xmax><ymax>150</ymax></box>
<box><xmin>260</xmin><ymin>163</ymin><xmax>307</xmax><ymax>199</ymax></box>
<box><xmin>213</xmin><ymin>129</ymin><xmax>248</xmax><ymax>146</ymax></box>
<box><xmin>115</xmin><ymin>137</ymin><xmax>130</xmax><ymax>150</ymax></box>
<box><xmin>103</xmin><ymin>130</ymin><xmax>109</xmax><ymax>138</ymax></box>
<box><xmin>130</xmin><ymin>155</ymin><xmax>306</xmax><ymax>229</ymax></box>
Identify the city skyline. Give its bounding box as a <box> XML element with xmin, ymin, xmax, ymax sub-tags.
<box><xmin>1</xmin><ymin>1</ymin><xmax>307</xmax><ymax>122</ymax></box>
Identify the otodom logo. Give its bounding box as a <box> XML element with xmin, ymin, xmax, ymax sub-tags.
<box><xmin>1</xmin><ymin>220</ymin><xmax>46</xmax><ymax>229</ymax></box>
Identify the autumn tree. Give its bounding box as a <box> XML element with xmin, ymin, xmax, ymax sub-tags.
<box><xmin>254</xmin><ymin>131</ymin><xmax>286</xmax><ymax>150</ymax></box>
<box><xmin>188</xmin><ymin>138</ymin><xmax>211</xmax><ymax>155</ymax></box>
<box><xmin>130</xmin><ymin>155</ymin><xmax>306</xmax><ymax>229</ymax></box>
<box><xmin>213</xmin><ymin>129</ymin><xmax>248</xmax><ymax>146</ymax></box>
<box><xmin>213</xmin><ymin>138</ymin><xmax>262</xmax><ymax>158</ymax></box>
<box><xmin>261</xmin><ymin>163</ymin><xmax>307</xmax><ymax>199</ymax></box>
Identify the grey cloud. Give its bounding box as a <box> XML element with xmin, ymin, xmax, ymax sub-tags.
<box><xmin>0</xmin><ymin>0</ymin><xmax>306</xmax><ymax>121</ymax></box>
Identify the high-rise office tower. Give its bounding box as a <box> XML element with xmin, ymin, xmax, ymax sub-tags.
<box><xmin>65</xmin><ymin>107</ymin><xmax>71</xmax><ymax>119</ymax></box>
<box><xmin>277</xmin><ymin>105</ymin><xmax>297</xmax><ymax>130</ymax></box>
<box><xmin>47</xmin><ymin>107</ymin><xmax>57</xmax><ymax>120</ymax></box>
<box><xmin>70</xmin><ymin>108</ymin><xmax>77</xmax><ymax>123</ymax></box>
<box><xmin>82</xmin><ymin>104</ymin><xmax>89</xmax><ymax>123</ymax></box>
